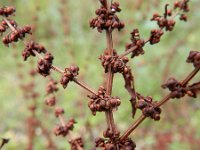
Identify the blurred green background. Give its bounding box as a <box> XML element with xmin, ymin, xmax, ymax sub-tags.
<box><xmin>0</xmin><ymin>0</ymin><xmax>200</xmax><ymax>149</ymax></box>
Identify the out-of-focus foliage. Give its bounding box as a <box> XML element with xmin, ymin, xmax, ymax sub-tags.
<box><xmin>0</xmin><ymin>0</ymin><xmax>200</xmax><ymax>149</ymax></box>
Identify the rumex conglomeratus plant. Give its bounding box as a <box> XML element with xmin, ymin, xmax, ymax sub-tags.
<box><xmin>1</xmin><ymin>0</ymin><xmax>200</xmax><ymax>149</ymax></box>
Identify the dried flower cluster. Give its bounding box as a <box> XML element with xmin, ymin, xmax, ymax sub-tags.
<box><xmin>22</xmin><ymin>41</ymin><xmax>46</xmax><ymax>61</ymax></box>
<box><xmin>88</xmin><ymin>86</ymin><xmax>121</xmax><ymax>115</ymax></box>
<box><xmin>136</xmin><ymin>94</ymin><xmax>161</xmax><ymax>121</ymax></box>
<box><xmin>187</xmin><ymin>51</ymin><xmax>200</xmax><ymax>68</ymax></box>
<box><xmin>60</xmin><ymin>65</ymin><xmax>79</xmax><ymax>88</ymax></box>
<box><xmin>1</xmin><ymin>0</ymin><xmax>200</xmax><ymax>149</ymax></box>
<box><xmin>0</xmin><ymin>6</ymin><xmax>15</xmax><ymax>17</ymax></box>
<box><xmin>3</xmin><ymin>25</ymin><xmax>31</xmax><ymax>46</ymax></box>
<box><xmin>90</xmin><ymin>1</ymin><xmax>124</xmax><ymax>32</ymax></box>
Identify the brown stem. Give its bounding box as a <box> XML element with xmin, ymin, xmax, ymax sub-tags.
<box><xmin>120</xmin><ymin>115</ymin><xmax>146</xmax><ymax>141</ymax></box>
<box><xmin>119</xmin><ymin>39</ymin><xmax>149</xmax><ymax>59</ymax></box>
<box><xmin>181</xmin><ymin>66</ymin><xmax>200</xmax><ymax>86</ymax></box>
<box><xmin>105</xmin><ymin>30</ymin><xmax>116</xmax><ymax>132</ymax></box>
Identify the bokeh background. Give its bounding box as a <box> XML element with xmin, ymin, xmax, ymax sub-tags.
<box><xmin>0</xmin><ymin>0</ymin><xmax>200</xmax><ymax>149</ymax></box>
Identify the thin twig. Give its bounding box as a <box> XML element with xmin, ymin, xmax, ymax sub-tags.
<box><xmin>120</xmin><ymin>66</ymin><xmax>200</xmax><ymax>140</ymax></box>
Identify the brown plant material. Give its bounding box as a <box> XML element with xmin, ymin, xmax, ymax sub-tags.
<box><xmin>89</xmin><ymin>1</ymin><xmax>124</xmax><ymax>32</ymax></box>
<box><xmin>1</xmin><ymin>0</ymin><xmax>199</xmax><ymax>149</ymax></box>
<box><xmin>186</xmin><ymin>51</ymin><xmax>200</xmax><ymax>68</ymax></box>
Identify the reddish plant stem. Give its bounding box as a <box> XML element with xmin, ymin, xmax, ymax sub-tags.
<box><xmin>37</xmin><ymin>121</ymin><xmax>58</xmax><ymax>149</ymax></box>
<box><xmin>119</xmin><ymin>39</ymin><xmax>149</xmax><ymax>59</ymax></box>
<box><xmin>120</xmin><ymin>115</ymin><xmax>146</xmax><ymax>141</ymax></box>
<box><xmin>181</xmin><ymin>67</ymin><xmax>200</xmax><ymax>86</ymax></box>
<box><xmin>120</xmin><ymin>66</ymin><xmax>200</xmax><ymax>140</ymax></box>
<box><xmin>105</xmin><ymin>29</ymin><xmax>116</xmax><ymax>132</ymax></box>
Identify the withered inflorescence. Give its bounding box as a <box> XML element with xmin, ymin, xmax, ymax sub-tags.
<box><xmin>1</xmin><ymin>0</ymin><xmax>200</xmax><ymax>149</ymax></box>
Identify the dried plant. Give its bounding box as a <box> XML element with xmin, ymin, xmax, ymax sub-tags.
<box><xmin>0</xmin><ymin>0</ymin><xmax>200</xmax><ymax>149</ymax></box>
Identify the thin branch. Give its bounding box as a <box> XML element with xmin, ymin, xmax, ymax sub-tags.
<box><xmin>120</xmin><ymin>66</ymin><xmax>200</xmax><ymax>140</ymax></box>
<box><xmin>3</xmin><ymin>18</ymin><xmax>98</xmax><ymax>97</ymax></box>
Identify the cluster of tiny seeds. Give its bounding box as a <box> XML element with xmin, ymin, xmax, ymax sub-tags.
<box><xmin>95</xmin><ymin>136</ymin><xmax>136</xmax><ymax>150</ymax></box>
<box><xmin>22</xmin><ymin>40</ymin><xmax>46</xmax><ymax>61</ymax></box>
<box><xmin>60</xmin><ymin>65</ymin><xmax>79</xmax><ymax>88</ymax></box>
<box><xmin>125</xmin><ymin>29</ymin><xmax>145</xmax><ymax>58</ymax></box>
<box><xmin>0</xmin><ymin>19</ymin><xmax>17</xmax><ymax>34</ymax></box>
<box><xmin>54</xmin><ymin>108</ymin><xmax>64</xmax><ymax>117</ymax></box>
<box><xmin>89</xmin><ymin>1</ymin><xmax>124</xmax><ymax>32</ymax></box>
<box><xmin>46</xmin><ymin>79</ymin><xmax>59</xmax><ymax>94</ymax></box>
<box><xmin>162</xmin><ymin>77</ymin><xmax>186</xmax><ymax>98</ymax></box>
<box><xmin>88</xmin><ymin>86</ymin><xmax>121</xmax><ymax>115</ymax></box>
<box><xmin>45</xmin><ymin>78</ymin><xmax>58</xmax><ymax>106</ymax></box>
<box><xmin>174</xmin><ymin>0</ymin><xmax>190</xmax><ymax>12</ymax></box>
<box><xmin>2</xmin><ymin>25</ymin><xmax>32</xmax><ymax>46</ymax></box>
<box><xmin>45</xmin><ymin>96</ymin><xmax>56</xmax><ymax>106</ymax></box>
<box><xmin>99</xmin><ymin>49</ymin><xmax>129</xmax><ymax>73</ymax></box>
<box><xmin>162</xmin><ymin>76</ymin><xmax>200</xmax><ymax>99</ymax></box>
<box><xmin>151</xmin><ymin>4</ymin><xmax>175</xmax><ymax>32</ymax></box>
<box><xmin>186</xmin><ymin>51</ymin><xmax>200</xmax><ymax>68</ymax></box>
<box><xmin>0</xmin><ymin>6</ymin><xmax>15</xmax><ymax>17</ymax></box>
<box><xmin>136</xmin><ymin>95</ymin><xmax>161</xmax><ymax>121</ymax></box>
<box><xmin>187</xmin><ymin>81</ymin><xmax>200</xmax><ymax>98</ymax></box>
<box><xmin>103</xmin><ymin>128</ymin><xmax>120</xmax><ymax>139</ymax></box>
<box><xmin>37</xmin><ymin>52</ymin><xmax>54</xmax><ymax>77</ymax></box>
<box><xmin>149</xmin><ymin>29</ymin><xmax>164</xmax><ymax>45</ymax></box>
<box><xmin>69</xmin><ymin>138</ymin><xmax>84</xmax><ymax>150</ymax></box>
<box><xmin>53</xmin><ymin>119</ymin><xmax>76</xmax><ymax>137</ymax></box>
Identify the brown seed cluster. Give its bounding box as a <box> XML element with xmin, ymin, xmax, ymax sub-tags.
<box><xmin>22</xmin><ymin>40</ymin><xmax>46</xmax><ymax>61</ymax></box>
<box><xmin>151</xmin><ymin>4</ymin><xmax>175</xmax><ymax>31</ymax></box>
<box><xmin>60</xmin><ymin>65</ymin><xmax>79</xmax><ymax>89</ymax></box>
<box><xmin>0</xmin><ymin>6</ymin><xmax>15</xmax><ymax>17</ymax></box>
<box><xmin>88</xmin><ymin>86</ymin><xmax>121</xmax><ymax>115</ymax></box>
<box><xmin>149</xmin><ymin>29</ymin><xmax>164</xmax><ymax>45</ymax></box>
<box><xmin>89</xmin><ymin>1</ymin><xmax>124</xmax><ymax>32</ymax></box>
<box><xmin>45</xmin><ymin>78</ymin><xmax>58</xmax><ymax>106</ymax></box>
<box><xmin>45</xmin><ymin>96</ymin><xmax>56</xmax><ymax>106</ymax></box>
<box><xmin>46</xmin><ymin>79</ymin><xmax>59</xmax><ymax>94</ymax></box>
<box><xmin>162</xmin><ymin>76</ymin><xmax>200</xmax><ymax>99</ymax></box>
<box><xmin>125</xmin><ymin>29</ymin><xmax>145</xmax><ymax>58</ymax></box>
<box><xmin>0</xmin><ymin>19</ymin><xmax>17</xmax><ymax>35</ymax></box>
<box><xmin>174</xmin><ymin>0</ymin><xmax>190</xmax><ymax>12</ymax></box>
<box><xmin>136</xmin><ymin>94</ymin><xmax>161</xmax><ymax>121</ymax></box>
<box><xmin>69</xmin><ymin>138</ymin><xmax>84</xmax><ymax>150</ymax></box>
<box><xmin>54</xmin><ymin>108</ymin><xmax>65</xmax><ymax>117</ymax></box>
<box><xmin>2</xmin><ymin>25</ymin><xmax>32</xmax><ymax>46</ymax></box>
<box><xmin>53</xmin><ymin>118</ymin><xmax>76</xmax><ymax>137</ymax></box>
<box><xmin>99</xmin><ymin>49</ymin><xmax>129</xmax><ymax>73</ymax></box>
<box><xmin>187</xmin><ymin>81</ymin><xmax>200</xmax><ymax>98</ymax></box>
<box><xmin>95</xmin><ymin>136</ymin><xmax>136</xmax><ymax>150</ymax></box>
<box><xmin>162</xmin><ymin>77</ymin><xmax>186</xmax><ymax>98</ymax></box>
<box><xmin>37</xmin><ymin>52</ymin><xmax>54</xmax><ymax>77</ymax></box>
<box><xmin>186</xmin><ymin>51</ymin><xmax>200</xmax><ymax>68</ymax></box>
